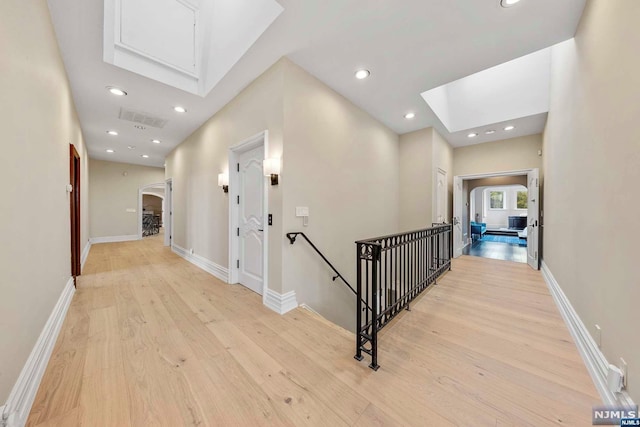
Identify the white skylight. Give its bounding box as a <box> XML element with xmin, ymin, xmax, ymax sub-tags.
<box><xmin>421</xmin><ymin>46</ymin><xmax>552</xmax><ymax>133</ymax></box>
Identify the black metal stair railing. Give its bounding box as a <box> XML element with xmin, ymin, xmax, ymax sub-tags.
<box><xmin>286</xmin><ymin>232</ymin><xmax>371</xmax><ymax>311</ymax></box>
<box><xmin>355</xmin><ymin>224</ymin><xmax>453</xmax><ymax>370</ymax></box>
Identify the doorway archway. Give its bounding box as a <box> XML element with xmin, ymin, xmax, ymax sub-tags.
<box><xmin>137</xmin><ymin>182</ymin><xmax>165</xmax><ymax>239</ymax></box>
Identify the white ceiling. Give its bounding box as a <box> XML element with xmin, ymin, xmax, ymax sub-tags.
<box><xmin>47</xmin><ymin>0</ymin><xmax>586</xmax><ymax>167</ymax></box>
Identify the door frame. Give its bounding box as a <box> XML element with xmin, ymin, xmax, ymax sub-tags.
<box><xmin>69</xmin><ymin>144</ymin><xmax>81</xmax><ymax>282</ymax></box>
<box><xmin>453</xmin><ymin>168</ymin><xmax>540</xmax><ymax>269</ymax></box>
<box><xmin>137</xmin><ymin>182</ymin><xmax>166</xmax><ymax>239</ymax></box>
<box><xmin>228</xmin><ymin>130</ymin><xmax>269</xmax><ymax>298</ymax></box>
<box><xmin>434</xmin><ymin>167</ymin><xmax>448</xmax><ymax>223</ymax></box>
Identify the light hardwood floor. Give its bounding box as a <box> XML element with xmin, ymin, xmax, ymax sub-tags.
<box><xmin>27</xmin><ymin>235</ymin><xmax>600</xmax><ymax>426</ymax></box>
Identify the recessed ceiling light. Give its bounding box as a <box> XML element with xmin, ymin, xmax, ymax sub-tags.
<box><xmin>404</xmin><ymin>112</ymin><xmax>416</xmax><ymax>119</ymax></box>
<box><xmin>141</xmin><ymin>154</ymin><xmax>149</xmax><ymax>158</ymax></box>
<box><xmin>152</xmin><ymin>139</ymin><xmax>161</xmax><ymax>144</ymax></box>
<box><xmin>107</xmin><ymin>86</ymin><xmax>127</xmax><ymax>96</ymax></box>
<box><xmin>467</xmin><ymin>133</ymin><xmax>478</xmax><ymax>138</ymax></box>
<box><xmin>500</xmin><ymin>0</ymin><xmax>521</xmax><ymax>7</ymax></box>
<box><xmin>355</xmin><ymin>69</ymin><xmax>370</xmax><ymax>80</ymax></box>
<box><xmin>127</xmin><ymin>145</ymin><xmax>136</xmax><ymax>150</ymax></box>
<box><xmin>106</xmin><ymin>149</ymin><xmax>114</xmax><ymax>153</ymax></box>
<box><xmin>173</xmin><ymin>106</ymin><xmax>187</xmax><ymax>113</ymax></box>
<box><xmin>504</xmin><ymin>125</ymin><xmax>515</xmax><ymax>131</ymax></box>
<box><xmin>106</xmin><ymin>130</ymin><xmax>118</xmax><ymax>136</ymax></box>
<box><xmin>485</xmin><ymin>130</ymin><xmax>496</xmax><ymax>135</ymax></box>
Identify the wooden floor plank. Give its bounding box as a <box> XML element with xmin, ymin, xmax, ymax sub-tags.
<box><xmin>27</xmin><ymin>234</ymin><xmax>600</xmax><ymax>426</ymax></box>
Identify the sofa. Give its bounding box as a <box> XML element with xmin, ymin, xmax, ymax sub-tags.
<box><xmin>470</xmin><ymin>221</ymin><xmax>487</xmax><ymax>240</ymax></box>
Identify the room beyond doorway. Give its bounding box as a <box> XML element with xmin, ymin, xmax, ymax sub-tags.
<box><xmin>464</xmin><ymin>183</ymin><xmax>528</xmax><ymax>263</ymax></box>
<box><xmin>453</xmin><ymin>169</ymin><xmax>540</xmax><ymax>269</ymax></box>
<box><xmin>138</xmin><ymin>182</ymin><xmax>165</xmax><ymax>241</ymax></box>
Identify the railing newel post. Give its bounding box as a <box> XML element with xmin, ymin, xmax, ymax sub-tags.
<box><xmin>369</xmin><ymin>243</ymin><xmax>381</xmax><ymax>371</ymax></box>
<box><xmin>354</xmin><ymin>243</ymin><xmax>364</xmax><ymax>362</ymax></box>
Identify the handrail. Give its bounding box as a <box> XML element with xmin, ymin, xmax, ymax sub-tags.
<box><xmin>286</xmin><ymin>232</ymin><xmax>371</xmax><ymax>311</ymax></box>
<box><xmin>355</xmin><ymin>224</ymin><xmax>453</xmax><ymax>370</ymax></box>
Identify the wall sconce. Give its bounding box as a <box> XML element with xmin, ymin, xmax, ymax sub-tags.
<box><xmin>218</xmin><ymin>172</ymin><xmax>229</xmax><ymax>193</ymax></box>
<box><xmin>263</xmin><ymin>158</ymin><xmax>281</xmax><ymax>185</ymax></box>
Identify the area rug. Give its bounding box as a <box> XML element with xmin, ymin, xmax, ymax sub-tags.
<box><xmin>480</xmin><ymin>234</ymin><xmax>527</xmax><ymax>246</ymax></box>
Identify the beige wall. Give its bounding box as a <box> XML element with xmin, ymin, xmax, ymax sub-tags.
<box><xmin>432</xmin><ymin>129</ymin><xmax>454</xmax><ymax>223</ymax></box>
<box><xmin>399</xmin><ymin>128</ymin><xmax>453</xmax><ymax>231</ymax></box>
<box><xmin>166</xmin><ymin>59</ymin><xmax>285</xmax><ymax>292</ymax></box>
<box><xmin>453</xmin><ymin>134</ymin><xmax>542</xmax><ymax>177</ymax></box>
<box><xmin>166</xmin><ymin>58</ymin><xmax>400</xmax><ymax>331</ymax></box>
<box><xmin>89</xmin><ymin>159</ymin><xmax>164</xmax><ymax>238</ymax></box>
<box><xmin>399</xmin><ymin>129</ymin><xmax>433</xmax><ymax>230</ymax></box>
<box><xmin>467</xmin><ymin>176</ymin><xmax>528</xmax><ymax>192</ymax></box>
<box><xmin>282</xmin><ymin>60</ymin><xmax>400</xmax><ymax>331</ymax></box>
<box><xmin>543</xmin><ymin>0</ymin><xmax>640</xmax><ymax>401</ymax></box>
<box><xmin>0</xmin><ymin>0</ymin><xmax>89</xmax><ymax>402</ymax></box>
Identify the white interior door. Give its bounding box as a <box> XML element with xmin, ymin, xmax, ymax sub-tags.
<box><xmin>435</xmin><ymin>169</ymin><xmax>447</xmax><ymax>223</ymax></box>
<box><xmin>452</xmin><ymin>176</ymin><xmax>464</xmax><ymax>258</ymax></box>
<box><xmin>527</xmin><ymin>168</ymin><xmax>540</xmax><ymax>270</ymax></box>
<box><xmin>237</xmin><ymin>146</ymin><xmax>265</xmax><ymax>294</ymax></box>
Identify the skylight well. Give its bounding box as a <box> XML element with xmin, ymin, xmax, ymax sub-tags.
<box><xmin>103</xmin><ymin>0</ymin><xmax>284</xmax><ymax>97</ymax></box>
<box><xmin>421</xmin><ymin>47</ymin><xmax>552</xmax><ymax>133</ymax></box>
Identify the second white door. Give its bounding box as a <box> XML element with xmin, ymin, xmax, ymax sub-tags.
<box><xmin>237</xmin><ymin>146</ymin><xmax>264</xmax><ymax>295</ymax></box>
<box><xmin>435</xmin><ymin>169</ymin><xmax>447</xmax><ymax>223</ymax></box>
<box><xmin>452</xmin><ymin>176</ymin><xmax>464</xmax><ymax>257</ymax></box>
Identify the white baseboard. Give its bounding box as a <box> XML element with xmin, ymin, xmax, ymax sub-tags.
<box><xmin>541</xmin><ymin>261</ymin><xmax>635</xmax><ymax>407</ymax></box>
<box><xmin>89</xmin><ymin>235</ymin><xmax>139</xmax><ymax>244</ymax></box>
<box><xmin>299</xmin><ymin>303</ymin><xmax>320</xmax><ymax>316</ymax></box>
<box><xmin>264</xmin><ymin>289</ymin><xmax>298</xmax><ymax>315</ymax></box>
<box><xmin>2</xmin><ymin>277</ymin><xmax>75</xmax><ymax>427</ymax></box>
<box><xmin>80</xmin><ymin>241</ymin><xmax>91</xmax><ymax>272</ymax></box>
<box><xmin>171</xmin><ymin>244</ymin><xmax>229</xmax><ymax>283</ymax></box>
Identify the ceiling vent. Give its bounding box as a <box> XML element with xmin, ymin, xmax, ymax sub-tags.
<box><xmin>119</xmin><ymin>108</ymin><xmax>168</xmax><ymax>128</ymax></box>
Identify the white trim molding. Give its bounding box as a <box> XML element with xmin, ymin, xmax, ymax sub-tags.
<box><xmin>172</xmin><ymin>244</ymin><xmax>229</xmax><ymax>283</ymax></box>
<box><xmin>89</xmin><ymin>235</ymin><xmax>140</xmax><ymax>244</ymax></box>
<box><xmin>299</xmin><ymin>303</ymin><xmax>320</xmax><ymax>317</ymax></box>
<box><xmin>2</xmin><ymin>277</ymin><xmax>75</xmax><ymax>427</ymax></box>
<box><xmin>264</xmin><ymin>289</ymin><xmax>298</xmax><ymax>315</ymax></box>
<box><xmin>80</xmin><ymin>241</ymin><xmax>91</xmax><ymax>272</ymax></box>
<box><xmin>541</xmin><ymin>261</ymin><xmax>635</xmax><ymax>407</ymax></box>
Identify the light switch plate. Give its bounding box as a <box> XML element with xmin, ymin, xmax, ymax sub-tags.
<box><xmin>296</xmin><ymin>207</ymin><xmax>309</xmax><ymax>217</ymax></box>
